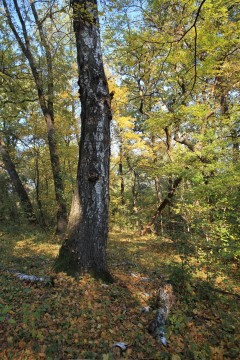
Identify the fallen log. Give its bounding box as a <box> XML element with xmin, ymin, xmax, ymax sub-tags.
<box><xmin>0</xmin><ymin>266</ymin><xmax>54</xmax><ymax>286</ymax></box>
<box><xmin>148</xmin><ymin>283</ymin><xmax>174</xmax><ymax>346</ymax></box>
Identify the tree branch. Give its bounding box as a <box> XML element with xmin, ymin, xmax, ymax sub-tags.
<box><xmin>30</xmin><ymin>1</ymin><xmax>54</xmax><ymax>114</ymax></box>
<box><xmin>141</xmin><ymin>177</ymin><xmax>182</xmax><ymax>235</ymax></box>
<box><xmin>177</xmin><ymin>0</ymin><xmax>207</xmax><ymax>42</ymax></box>
<box><xmin>2</xmin><ymin>0</ymin><xmax>47</xmax><ymax>113</ymax></box>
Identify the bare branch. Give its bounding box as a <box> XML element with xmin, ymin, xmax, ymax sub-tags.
<box><xmin>177</xmin><ymin>0</ymin><xmax>207</xmax><ymax>42</ymax></box>
<box><xmin>2</xmin><ymin>0</ymin><xmax>47</xmax><ymax>112</ymax></box>
<box><xmin>12</xmin><ymin>0</ymin><xmax>30</xmax><ymax>49</ymax></box>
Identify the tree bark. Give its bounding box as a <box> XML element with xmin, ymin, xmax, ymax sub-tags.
<box><xmin>34</xmin><ymin>149</ymin><xmax>48</xmax><ymax>229</ymax></box>
<box><xmin>132</xmin><ymin>170</ymin><xmax>138</xmax><ymax>211</ymax></box>
<box><xmin>119</xmin><ymin>138</ymin><xmax>125</xmax><ymax>205</ymax></box>
<box><xmin>0</xmin><ymin>135</ymin><xmax>36</xmax><ymax>223</ymax></box>
<box><xmin>55</xmin><ymin>0</ymin><xmax>113</xmax><ymax>281</ymax></box>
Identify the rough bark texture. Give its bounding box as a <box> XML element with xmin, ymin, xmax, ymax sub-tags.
<box><xmin>55</xmin><ymin>0</ymin><xmax>113</xmax><ymax>281</ymax></box>
<box><xmin>119</xmin><ymin>139</ymin><xmax>125</xmax><ymax>205</ymax></box>
<box><xmin>0</xmin><ymin>135</ymin><xmax>36</xmax><ymax>223</ymax></box>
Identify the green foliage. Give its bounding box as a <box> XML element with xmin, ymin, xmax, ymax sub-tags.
<box><xmin>1</xmin><ymin>0</ymin><xmax>79</xmax><ymax>228</ymax></box>
<box><xmin>105</xmin><ymin>0</ymin><xmax>240</xmax><ymax>278</ymax></box>
<box><xmin>1</xmin><ymin>0</ymin><xmax>239</xmax><ymax>246</ymax></box>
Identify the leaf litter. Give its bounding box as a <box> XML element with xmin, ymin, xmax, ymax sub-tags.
<box><xmin>0</xmin><ymin>229</ymin><xmax>239</xmax><ymax>359</ymax></box>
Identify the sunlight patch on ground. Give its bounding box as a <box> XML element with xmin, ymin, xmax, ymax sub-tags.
<box><xmin>14</xmin><ymin>238</ymin><xmax>59</xmax><ymax>259</ymax></box>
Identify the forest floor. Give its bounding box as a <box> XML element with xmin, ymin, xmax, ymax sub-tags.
<box><xmin>0</xmin><ymin>225</ymin><xmax>239</xmax><ymax>359</ymax></box>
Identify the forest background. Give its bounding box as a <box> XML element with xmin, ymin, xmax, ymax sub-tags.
<box><xmin>0</xmin><ymin>0</ymin><xmax>239</xmax><ymax>359</ymax></box>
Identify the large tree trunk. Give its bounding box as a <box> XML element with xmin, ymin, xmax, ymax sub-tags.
<box><xmin>55</xmin><ymin>0</ymin><xmax>113</xmax><ymax>281</ymax></box>
<box><xmin>0</xmin><ymin>135</ymin><xmax>36</xmax><ymax>223</ymax></box>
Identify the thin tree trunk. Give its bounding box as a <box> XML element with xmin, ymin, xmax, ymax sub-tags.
<box><xmin>231</xmin><ymin>129</ymin><xmax>239</xmax><ymax>162</ymax></box>
<box><xmin>132</xmin><ymin>170</ymin><xmax>138</xmax><ymax>211</ymax></box>
<box><xmin>2</xmin><ymin>0</ymin><xmax>68</xmax><ymax>236</ymax></box>
<box><xmin>34</xmin><ymin>150</ymin><xmax>47</xmax><ymax>228</ymax></box>
<box><xmin>141</xmin><ymin>178</ymin><xmax>182</xmax><ymax>236</ymax></box>
<box><xmin>132</xmin><ymin>170</ymin><xmax>141</xmax><ymax>231</ymax></box>
<box><xmin>0</xmin><ymin>135</ymin><xmax>36</xmax><ymax>223</ymax></box>
<box><xmin>55</xmin><ymin>0</ymin><xmax>113</xmax><ymax>281</ymax></box>
<box><xmin>119</xmin><ymin>139</ymin><xmax>125</xmax><ymax>205</ymax></box>
<box><xmin>30</xmin><ymin>1</ymin><xmax>68</xmax><ymax>235</ymax></box>
<box><xmin>151</xmin><ymin>135</ymin><xmax>162</xmax><ymax>205</ymax></box>
<box><xmin>155</xmin><ymin>176</ymin><xmax>162</xmax><ymax>205</ymax></box>
<box><xmin>45</xmin><ymin>112</ymin><xmax>68</xmax><ymax>235</ymax></box>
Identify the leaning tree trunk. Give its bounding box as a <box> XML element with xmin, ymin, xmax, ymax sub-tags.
<box><xmin>2</xmin><ymin>0</ymin><xmax>68</xmax><ymax>236</ymax></box>
<box><xmin>55</xmin><ymin>0</ymin><xmax>113</xmax><ymax>281</ymax></box>
<box><xmin>141</xmin><ymin>177</ymin><xmax>182</xmax><ymax>236</ymax></box>
<box><xmin>0</xmin><ymin>135</ymin><xmax>36</xmax><ymax>223</ymax></box>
